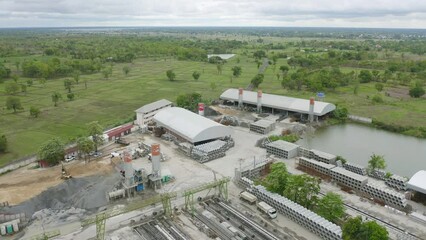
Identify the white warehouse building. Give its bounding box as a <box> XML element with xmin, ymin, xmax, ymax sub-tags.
<box><xmin>135</xmin><ymin>99</ymin><xmax>173</xmax><ymax>127</ymax></box>
<box><xmin>153</xmin><ymin>107</ymin><xmax>232</xmax><ymax>145</ymax></box>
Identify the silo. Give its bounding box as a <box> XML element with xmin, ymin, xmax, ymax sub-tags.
<box><xmin>309</xmin><ymin>97</ymin><xmax>315</xmax><ymax>122</ymax></box>
<box><xmin>238</xmin><ymin>88</ymin><xmax>243</xmax><ymax>108</ymax></box>
<box><xmin>198</xmin><ymin>103</ymin><xmax>205</xmax><ymax>116</ymax></box>
<box><xmin>257</xmin><ymin>90</ymin><xmax>262</xmax><ymax>113</ymax></box>
<box><xmin>151</xmin><ymin>143</ymin><xmax>161</xmax><ymax>178</ymax></box>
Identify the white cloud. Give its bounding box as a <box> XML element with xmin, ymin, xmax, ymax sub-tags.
<box><xmin>0</xmin><ymin>0</ymin><xmax>425</xmax><ymax>28</ymax></box>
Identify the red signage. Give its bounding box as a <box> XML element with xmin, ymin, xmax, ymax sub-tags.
<box><xmin>151</xmin><ymin>144</ymin><xmax>160</xmax><ymax>156</ymax></box>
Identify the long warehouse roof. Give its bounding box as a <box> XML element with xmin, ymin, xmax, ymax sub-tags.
<box><xmin>220</xmin><ymin>88</ymin><xmax>336</xmax><ymax>116</ymax></box>
<box><xmin>153</xmin><ymin>107</ymin><xmax>232</xmax><ymax>144</ymax></box>
<box><xmin>407</xmin><ymin>170</ymin><xmax>426</xmax><ymax>194</ymax></box>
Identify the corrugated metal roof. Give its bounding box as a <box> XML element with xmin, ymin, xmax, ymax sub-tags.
<box><xmin>135</xmin><ymin>99</ymin><xmax>172</xmax><ymax>114</ymax></box>
<box><xmin>220</xmin><ymin>88</ymin><xmax>336</xmax><ymax>116</ymax></box>
<box><xmin>407</xmin><ymin>170</ymin><xmax>426</xmax><ymax>194</ymax></box>
<box><xmin>153</xmin><ymin>107</ymin><xmax>232</xmax><ymax>143</ymax></box>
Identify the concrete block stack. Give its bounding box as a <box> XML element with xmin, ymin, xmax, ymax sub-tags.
<box><xmin>298</xmin><ymin>147</ymin><xmax>311</xmax><ymax>158</ymax></box>
<box><xmin>361</xmin><ymin>183</ymin><xmax>407</xmax><ymax>210</ymax></box>
<box><xmin>298</xmin><ymin>157</ymin><xmax>336</xmax><ymax>176</ymax></box>
<box><xmin>385</xmin><ymin>174</ymin><xmax>408</xmax><ymax>191</ymax></box>
<box><xmin>330</xmin><ymin>167</ymin><xmax>369</xmax><ymax>191</ymax></box>
<box><xmin>191</xmin><ymin>140</ymin><xmax>227</xmax><ymax>163</ymax></box>
<box><xmin>266</xmin><ymin>140</ymin><xmax>299</xmax><ymax>159</ymax></box>
<box><xmin>369</xmin><ymin>169</ymin><xmax>386</xmax><ymax>180</ymax></box>
<box><xmin>343</xmin><ymin>162</ymin><xmax>368</xmax><ymax>176</ymax></box>
<box><xmin>251</xmin><ymin>185</ymin><xmax>342</xmax><ymax>240</ymax></box>
<box><xmin>249</xmin><ymin>120</ymin><xmax>275</xmax><ymax>134</ymax></box>
<box><xmin>310</xmin><ymin>149</ymin><xmax>337</xmax><ymax>164</ymax></box>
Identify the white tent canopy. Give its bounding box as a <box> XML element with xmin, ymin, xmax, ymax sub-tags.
<box><xmin>153</xmin><ymin>107</ymin><xmax>232</xmax><ymax>144</ymax></box>
<box><xmin>220</xmin><ymin>88</ymin><xmax>336</xmax><ymax>116</ymax></box>
<box><xmin>407</xmin><ymin>170</ymin><xmax>426</xmax><ymax>194</ymax></box>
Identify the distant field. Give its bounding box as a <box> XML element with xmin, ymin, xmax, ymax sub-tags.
<box><xmin>0</xmin><ymin>55</ymin><xmax>425</xmax><ymax>166</ymax></box>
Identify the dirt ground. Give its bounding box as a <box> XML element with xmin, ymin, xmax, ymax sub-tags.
<box><xmin>386</xmin><ymin>86</ymin><xmax>426</xmax><ymax>100</ymax></box>
<box><xmin>0</xmin><ymin>157</ymin><xmax>114</xmax><ymax>205</ymax></box>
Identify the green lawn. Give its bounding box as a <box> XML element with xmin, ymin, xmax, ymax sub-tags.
<box><xmin>0</xmin><ymin>55</ymin><xmax>425</xmax><ymax>166</ymax></box>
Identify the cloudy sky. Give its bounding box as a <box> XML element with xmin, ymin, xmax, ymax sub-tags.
<box><xmin>0</xmin><ymin>0</ymin><xmax>425</xmax><ymax>28</ymax></box>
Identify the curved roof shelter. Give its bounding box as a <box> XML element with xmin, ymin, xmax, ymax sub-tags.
<box><xmin>407</xmin><ymin>170</ymin><xmax>426</xmax><ymax>194</ymax></box>
<box><xmin>153</xmin><ymin>107</ymin><xmax>232</xmax><ymax>144</ymax></box>
<box><xmin>220</xmin><ymin>88</ymin><xmax>336</xmax><ymax>116</ymax></box>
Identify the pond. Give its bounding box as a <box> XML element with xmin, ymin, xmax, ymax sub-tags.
<box><xmin>297</xmin><ymin>123</ymin><xmax>426</xmax><ymax>177</ymax></box>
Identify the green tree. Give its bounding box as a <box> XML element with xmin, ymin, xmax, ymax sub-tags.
<box><xmin>122</xmin><ymin>66</ymin><xmax>130</xmax><ymax>76</ymax></box>
<box><xmin>87</xmin><ymin>121</ymin><xmax>103</xmax><ymax>152</ymax></box>
<box><xmin>253</xmin><ymin>50</ymin><xmax>266</xmax><ymax>60</ymax></box>
<box><xmin>0</xmin><ymin>134</ymin><xmax>7</xmax><ymax>153</ymax></box>
<box><xmin>176</xmin><ymin>92</ymin><xmax>202</xmax><ymax>111</ymax></box>
<box><xmin>251</xmin><ymin>74</ymin><xmax>264</xmax><ymax>88</ymax></box>
<box><xmin>64</xmin><ymin>79</ymin><xmax>73</xmax><ymax>93</ymax></box>
<box><xmin>77</xmin><ymin>137</ymin><xmax>95</xmax><ymax>162</ymax></box>
<box><xmin>38</xmin><ymin>137</ymin><xmax>65</xmax><ymax>165</ymax></box>
<box><xmin>343</xmin><ymin>216</ymin><xmax>388</xmax><ymax>240</ymax></box>
<box><xmin>368</xmin><ymin>154</ymin><xmax>386</xmax><ymax>172</ymax></box>
<box><xmin>284</xmin><ymin>174</ymin><xmax>320</xmax><ymax>209</ymax></box>
<box><xmin>6</xmin><ymin>96</ymin><xmax>23</xmax><ymax>113</ymax></box>
<box><xmin>166</xmin><ymin>69</ymin><xmax>176</xmax><ymax>81</ymax></box>
<box><xmin>371</xmin><ymin>70</ymin><xmax>381</xmax><ymax>82</ymax></box>
<box><xmin>375</xmin><ymin>83</ymin><xmax>384</xmax><ymax>92</ymax></box>
<box><xmin>27</xmin><ymin>79</ymin><xmax>33</xmax><ymax>87</ymax></box>
<box><xmin>192</xmin><ymin>71</ymin><xmax>201</xmax><ymax>81</ymax></box>
<box><xmin>261</xmin><ymin>162</ymin><xmax>289</xmax><ymax>195</ymax></box>
<box><xmin>333</xmin><ymin>106</ymin><xmax>348</xmax><ymax>122</ymax></box>
<box><xmin>279</xmin><ymin>65</ymin><xmax>289</xmax><ymax>77</ymax></box>
<box><xmin>409</xmin><ymin>86</ymin><xmax>425</xmax><ymax>98</ymax></box>
<box><xmin>102</xmin><ymin>67</ymin><xmax>112</xmax><ymax>79</ymax></box>
<box><xmin>231</xmin><ymin>66</ymin><xmax>242</xmax><ymax>79</ymax></box>
<box><xmin>21</xmin><ymin>84</ymin><xmax>27</xmax><ymax>94</ymax></box>
<box><xmin>315</xmin><ymin>192</ymin><xmax>345</xmax><ymax>223</ymax></box>
<box><xmin>73</xmin><ymin>70</ymin><xmax>80</xmax><ymax>84</ymax></box>
<box><xmin>30</xmin><ymin>106</ymin><xmax>41</xmax><ymax>118</ymax></box>
<box><xmin>12</xmin><ymin>74</ymin><xmax>19</xmax><ymax>83</ymax></box>
<box><xmin>51</xmin><ymin>92</ymin><xmax>62</xmax><ymax>107</ymax></box>
<box><xmin>67</xmin><ymin>92</ymin><xmax>75</xmax><ymax>101</ymax></box>
<box><xmin>359</xmin><ymin>70</ymin><xmax>373</xmax><ymax>83</ymax></box>
<box><xmin>5</xmin><ymin>82</ymin><xmax>20</xmax><ymax>95</ymax></box>
<box><xmin>216</xmin><ymin>64</ymin><xmax>223</xmax><ymax>75</ymax></box>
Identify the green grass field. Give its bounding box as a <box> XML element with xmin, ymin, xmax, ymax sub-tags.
<box><xmin>1</xmin><ymin>55</ymin><xmax>425</xmax><ymax>166</ymax></box>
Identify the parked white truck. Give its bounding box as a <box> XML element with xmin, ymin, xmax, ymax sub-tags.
<box><xmin>256</xmin><ymin>201</ymin><xmax>277</xmax><ymax>219</ymax></box>
<box><xmin>239</xmin><ymin>191</ymin><xmax>257</xmax><ymax>204</ymax></box>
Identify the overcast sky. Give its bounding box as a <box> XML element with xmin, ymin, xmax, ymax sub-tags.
<box><xmin>0</xmin><ymin>0</ymin><xmax>425</xmax><ymax>28</ymax></box>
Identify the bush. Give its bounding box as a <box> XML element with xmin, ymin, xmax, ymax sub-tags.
<box><xmin>268</xmin><ymin>134</ymin><xmax>299</xmax><ymax>143</ymax></box>
<box><xmin>372</xmin><ymin>94</ymin><xmax>383</xmax><ymax>103</ymax></box>
<box><xmin>409</xmin><ymin>86</ymin><xmax>425</xmax><ymax>98</ymax></box>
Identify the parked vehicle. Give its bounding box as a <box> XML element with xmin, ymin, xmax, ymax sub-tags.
<box><xmin>256</xmin><ymin>201</ymin><xmax>277</xmax><ymax>219</ymax></box>
<box><xmin>239</xmin><ymin>191</ymin><xmax>257</xmax><ymax>204</ymax></box>
<box><xmin>64</xmin><ymin>155</ymin><xmax>75</xmax><ymax>162</ymax></box>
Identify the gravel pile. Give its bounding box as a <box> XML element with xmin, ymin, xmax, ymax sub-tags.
<box><xmin>5</xmin><ymin>173</ymin><xmax>121</xmax><ymax>218</ymax></box>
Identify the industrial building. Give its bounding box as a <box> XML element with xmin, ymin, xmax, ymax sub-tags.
<box><xmin>266</xmin><ymin>140</ymin><xmax>299</xmax><ymax>159</ymax></box>
<box><xmin>135</xmin><ymin>99</ymin><xmax>172</xmax><ymax>127</ymax></box>
<box><xmin>220</xmin><ymin>88</ymin><xmax>336</xmax><ymax>121</ymax></box>
<box><xmin>153</xmin><ymin>107</ymin><xmax>232</xmax><ymax>145</ymax></box>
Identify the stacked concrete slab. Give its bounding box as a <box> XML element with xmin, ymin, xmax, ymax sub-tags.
<box><xmin>343</xmin><ymin>162</ymin><xmax>368</xmax><ymax>176</ymax></box>
<box><xmin>249</xmin><ymin>120</ymin><xmax>275</xmax><ymax>134</ymax></box>
<box><xmin>385</xmin><ymin>174</ymin><xmax>408</xmax><ymax>191</ymax></box>
<box><xmin>362</xmin><ymin>183</ymin><xmax>407</xmax><ymax>209</ymax></box>
<box><xmin>330</xmin><ymin>167</ymin><xmax>368</xmax><ymax>191</ymax></box>
<box><xmin>251</xmin><ymin>185</ymin><xmax>342</xmax><ymax>240</ymax></box>
<box><xmin>191</xmin><ymin>140</ymin><xmax>232</xmax><ymax>163</ymax></box>
<box><xmin>310</xmin><ymin>149</ymin><xmax>337</xmax><ymax>164</ymax></box>
<box><xmin>298</xmin><ymin>157</ymin><xmax>336</xmax><ymax>176</ymax></box>
<box><xmin>266</xmin><ymin>140</ymin><xmax>299</xmax><ymax>159</ymax></box>
<box><xmin>298</xmin><ymin>147</ymin><xmax>311</xmax><ymax>158</ymax></box>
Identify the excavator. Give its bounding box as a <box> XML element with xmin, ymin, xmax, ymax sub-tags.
<box><xmin>61</xmin><ymin>163</ymin><xmax>72</xmax><ymax>180</ymax></box>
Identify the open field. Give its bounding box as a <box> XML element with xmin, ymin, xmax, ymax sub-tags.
<box><xmin>1</xmin><ymin>53</ymin><xmax>425</xmax><ymax>166</ymax></box>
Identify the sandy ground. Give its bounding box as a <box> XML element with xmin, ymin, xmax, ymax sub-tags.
<box><xmin>0</xmin><ymin>156</ymin><xmax>114</xmax><ymax>205</ymax></box>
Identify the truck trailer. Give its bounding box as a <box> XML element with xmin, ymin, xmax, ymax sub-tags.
<box><xmin>256</xmin><ymin>201</ymin><xmax>277</xmax><ymax>219</ymax></box>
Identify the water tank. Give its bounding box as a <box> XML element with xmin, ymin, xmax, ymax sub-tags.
<box><xmin>151</xmin><ymin>144</ymin><xmax>161</xmax><ymax>177</ymax></box>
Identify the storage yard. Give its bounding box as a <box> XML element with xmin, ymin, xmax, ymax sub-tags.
<box><xmin>0</xmin><ymin>91</ymin><xmax>425</xmax><ymax>240</ymax></box>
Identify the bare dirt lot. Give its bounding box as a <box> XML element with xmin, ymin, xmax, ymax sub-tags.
<box><xmin>0</xmin><ymin>158</ymin><xmax>114</xmax><ymax>205</ymax></box>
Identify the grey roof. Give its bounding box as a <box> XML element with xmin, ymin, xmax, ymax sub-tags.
<box><xmin>135</xmin><ymin>99</ymin><xmax>172</xmax><ymax>114</ymax></box>
<box><xmin>331</xmin><ymin>167</ymin><xmax>369</xmax><ymax>182</ymax></box>
<box><xmin>407</xmin><ymin>170</ymin><xmax>426</xmax><ymax>194</ymax></box>
<box><xmin>220</xmin><ymin>88</ymin><xmax>336</xmax><ymax>116</ymax></box>
<box><xmin>267</xmin><ymin>140</ymin><xmax>299</xmax><ymax>151</ymax></box>
<box><xmin>153</xmin><ymin>107</ymin><xmax>232</xmax><ymax>143</ymax></box>
<box><xmin>207</xmin><ymin>54</ymin><xmax>236</xmax><ymax>60</ymax></box>
<box><xmin>250</xmin><ymin>119</ymin><xmax>274</xmax><ymax>128</ymax></box>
